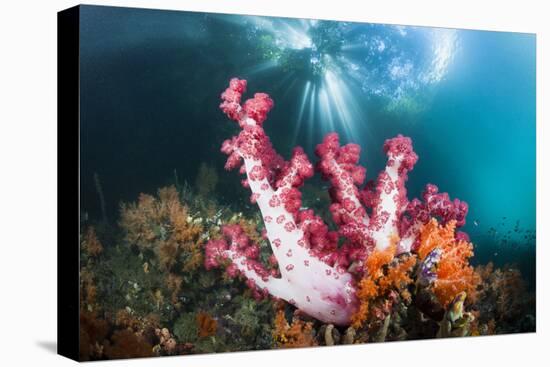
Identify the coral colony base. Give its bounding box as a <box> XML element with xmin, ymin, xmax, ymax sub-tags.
<box><xmin>78</xmin><ymin>78</ymin><xmax>535</xmax><ymax>361</ymax></box>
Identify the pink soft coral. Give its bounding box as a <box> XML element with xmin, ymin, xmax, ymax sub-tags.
<box><xmin>205</xmin><ymin>78</ymin><xmax>469</xmax><ymax>325</ymax></box>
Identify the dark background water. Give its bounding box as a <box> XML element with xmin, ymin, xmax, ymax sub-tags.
<box><xmin>79</xmin><ymin>5</ymin><xmax>536</xmax><ymax>283</ymax></box>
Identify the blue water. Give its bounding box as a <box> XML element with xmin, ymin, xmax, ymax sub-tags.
<box><xmin>79</xmin><ymin>6</ymin><xmax>535</xmax><ymax>278</ymax></box>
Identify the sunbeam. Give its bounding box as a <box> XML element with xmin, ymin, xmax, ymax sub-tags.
<box><xmin>239</xmin><ymin>17</ymin><xmax>459</xmax><ymax>150</ymax></box>
<box><xmin>243</xmin><ymin>59</ymin><xmax>278</xmax><ymax>76</ymax></box>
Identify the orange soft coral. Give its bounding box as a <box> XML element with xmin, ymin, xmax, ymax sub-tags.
<box><xmin>378</xmin><ymin>254</ymin><xmax>416</xmax><ymax>299</ymax></box>
<box><xmin>273</xmin><ymin>310</ymin><xmax>317</xmax><ymax>348</ymax></box>
<box><xmin>366</xmin><ymin>242</ymin><xmax>396</xmax><ymax>279</ymax></box>
<box><xmin>119</xmin><ymin>186</ymin><xmax>204</xmax><ymax>273</ymax></box>
<box><xmin>351</xmin><ymin>277</ymin><xmax>378</xmax><ymax>328</ymax></box>
<box><xmin>351</xmin><ymin>237</ymin><xmax>416</xmax><ymax>328</ymax></box>
<box><xmin>196</xmin><ymin>311</ymin><xmax>217</xmax><ymax>338</ymax></box>
<box><xmin>82</xmin><ymin>226</ymin><xmax>103</xmax><ymax>257</ymax></box>
<box><xmin>351</xmin><ymin>244</ymin><xmax>394</xmax><ymax>328</ymax></box>
<box><xmin>418</xmin><ymin>219</ymin><xmax>479</xmax><ymax>307</ymax></box>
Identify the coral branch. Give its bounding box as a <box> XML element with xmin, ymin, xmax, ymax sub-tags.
<box><xmin>208</xmin><ymin>79</ymin><xmax>357</xmax><ymax>325</ymax></box>
<box><xmin>368</xmin><ymin>135</ymin><xmax>418</xmax><ymax>250</ymax></box>
<box><xmin>398</xmin><ymin>183</ymin><xmax>469</xmax><ymax>254</ymax></box>
<box><xmin>316</xmin><ymin>133</ymin><xmax>370</xmax><ymax>250</ymax></box>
